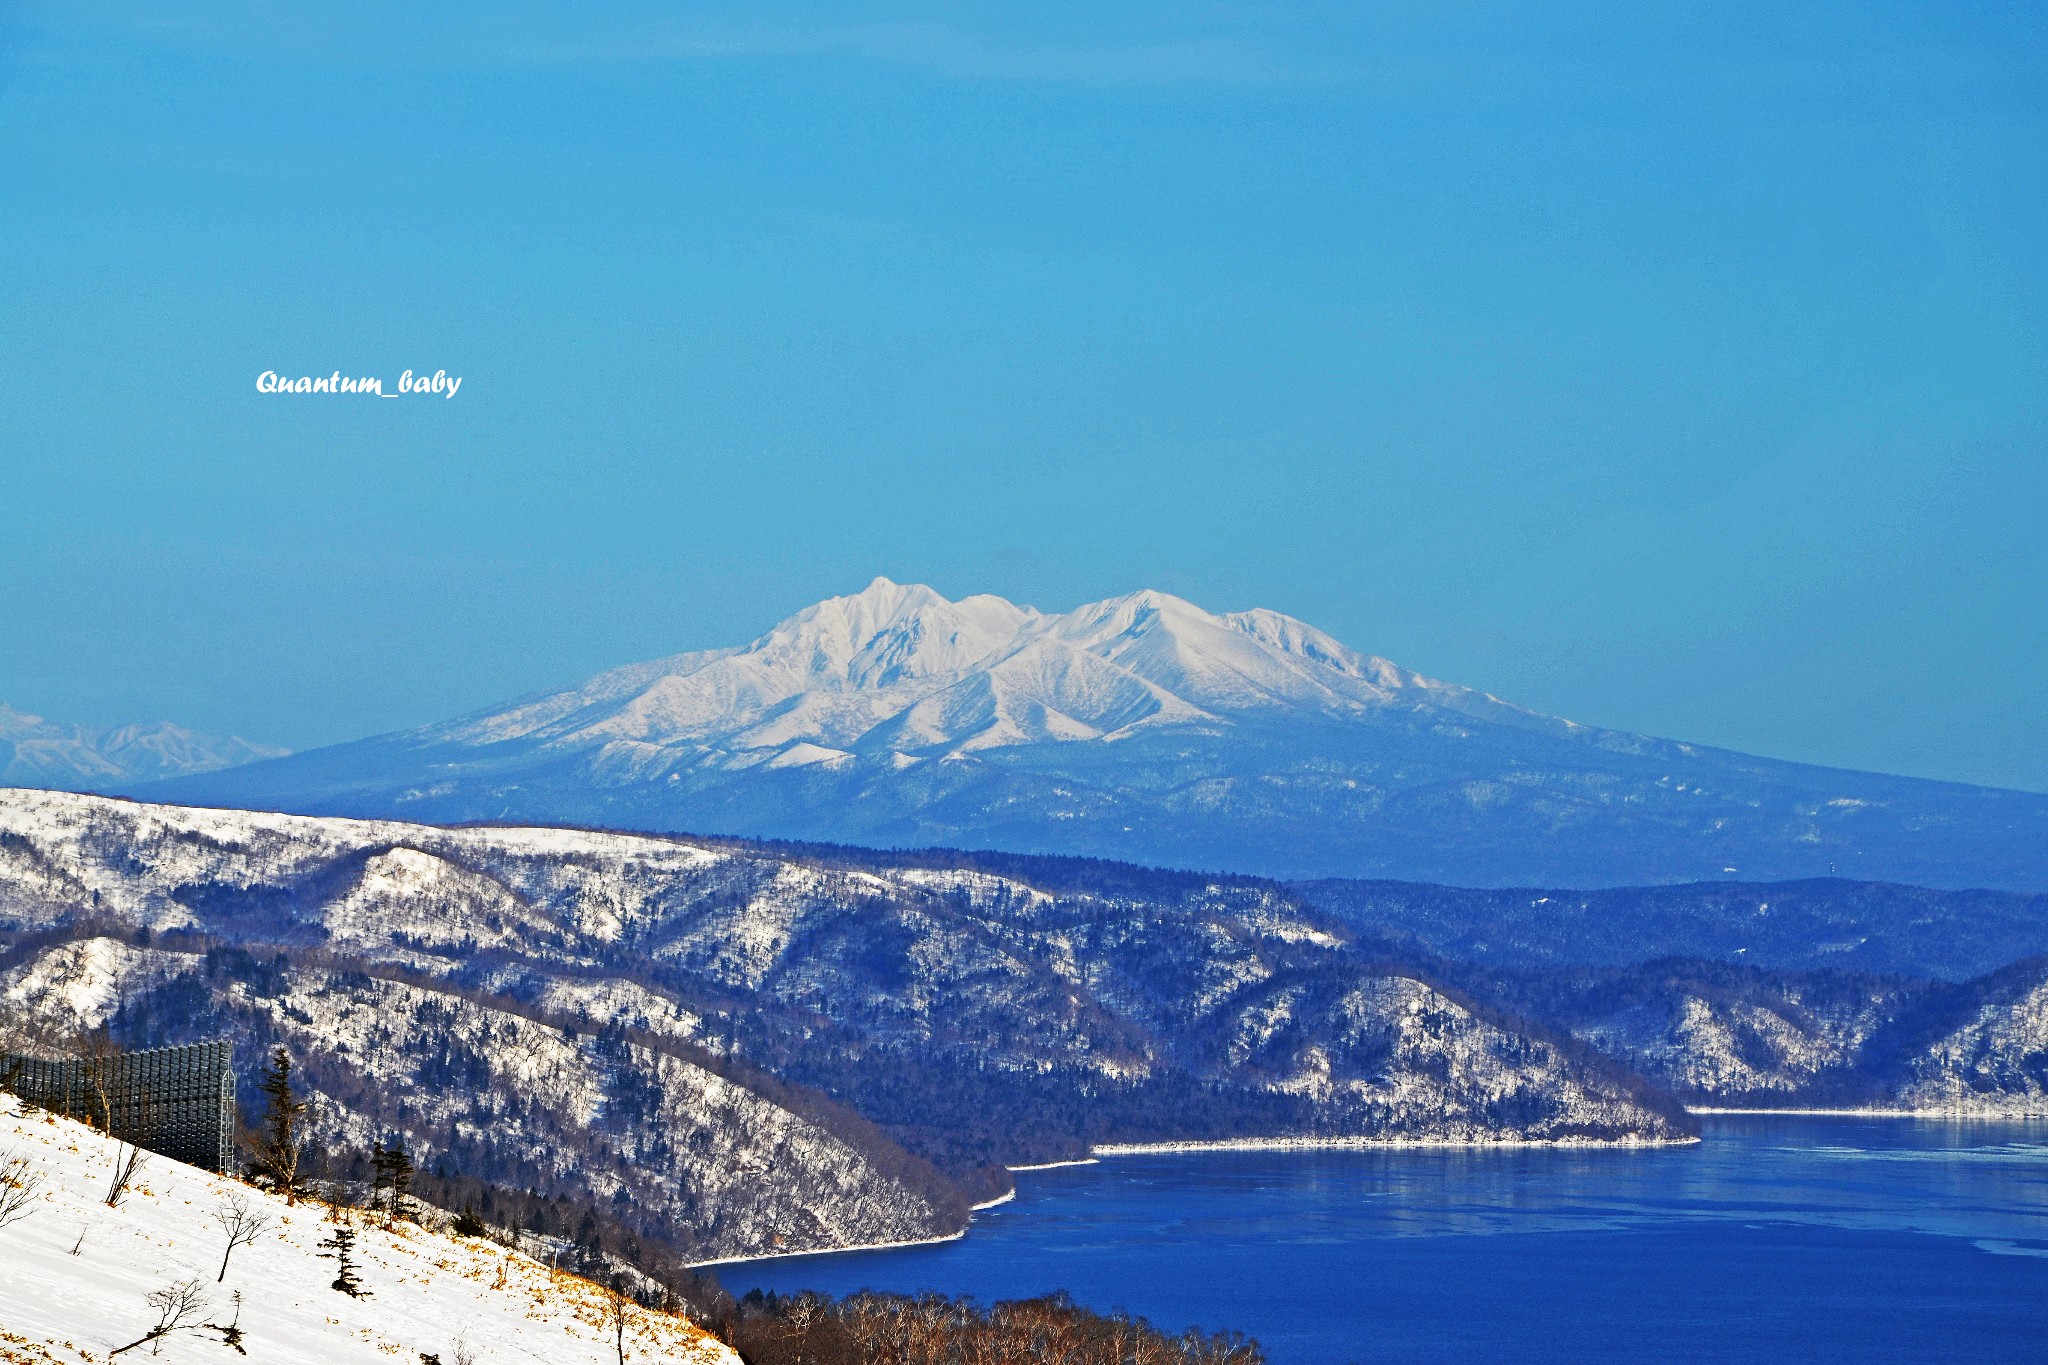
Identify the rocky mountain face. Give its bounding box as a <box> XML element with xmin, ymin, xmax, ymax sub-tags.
<box><xmin>1</xmin><ymin>702</ymin><xmax>285</xmax><ymax>789</ymax></box>
<box><xmin>0</xmin><ymin>789</ymin><xmax>1690</xmax><ymax>1266</ymax></box>
<box><xmin>134</xmin><ymin>579</ymin><xmax>2048</xmax><ymax>891</ymax></box>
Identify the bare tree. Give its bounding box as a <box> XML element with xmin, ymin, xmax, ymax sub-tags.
<box><xmin>1179</xmin><ymin>1328</ymin><xmax>1263</xmax><ymax>1365</ymax></box>
<box><xmin>604</xmin><ymin>1279</ymin><xmax>633</xmax><ymax>1365</ymax></box>
<box><xmin>838</xmin><ymin>1291</ymin><xmax>899</xmax><ymax>1361</ymax></box>
<box><xmin>104</xmin><ymin>1135</ymin><xmax>149</xmax><ymax>1209</ymax></box>
<box><xmin>451</xmin><ymin>1332</ymin><xmax>477</xmax><ymax>1365</ymax></box>
<box><xmin>102</xmin><ymin>1074</ymin><xmax>157</xmax><ymax>1211</ymax></box>
<box><xmin>73</xmin><ymin>1028</ymin><xmax>123</xmax><ymax>1134</ymax></box>
<box><xmin>110</xmin><ymin>1279</ymin><xmax>208</xmax><ymax>1357</ymax></box>
<box><xmin>0</xmin><ymin>1149</ymin><xmax>47</xmax><ymax>1229</ymax></box>
<box><xmin>211</xmin><ymin>1189</ymin><xmax>272</xmax><ymax>1281</ymax></box>
<box><xmin>0</xmin><ymin>1146</ymin><xmax>49</xmax><ymax>1236</ymax></box>
<box><xmin>109</xmin><ymin>1281</ymin><xmax>248</xmax><ymax>1358</ymax></box>
<box><xmin>780</xmin><ymin>1292</ymin><xmax>827</xmax><ymax>1365</ymax></box>
<box><xmin>62</xmin><ymin>1031</ymin><xmax>156</xmax><ymax>1209</ymax></box>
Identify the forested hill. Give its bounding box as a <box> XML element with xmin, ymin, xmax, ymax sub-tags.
<box><xmin>1296</xmin><ymin>876</ymin><xmax>2048</xmax><ymax>979</ymax></box>
<box><xmin>0</xmin><ymin>789</ymin><xmax>1688</xmax><ymax>1270</ymax></box>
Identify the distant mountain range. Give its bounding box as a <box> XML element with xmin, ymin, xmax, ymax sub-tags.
<box><xmin>134</xmin><ymin>577</ymin><xmax>2048</xmax><ymax>890</ymax></box>
<box><xmin>0</xmin><ymin>702</ymin><xmax>285</xmax><ymax>790</ymax></box>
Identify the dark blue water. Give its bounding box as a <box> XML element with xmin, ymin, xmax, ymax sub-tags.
<box><xmin>722</xmin><ymin>1117</ymin><xmax>2048</xmax><ymax>1363</ymax></box>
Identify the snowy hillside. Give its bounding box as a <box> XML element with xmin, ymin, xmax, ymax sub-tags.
<box><xmin>135</xmin><ymin>579</ymin><xmax>2048</xmax><ymax>889</ymax></box>
<box><xmin>1453</xmin><ymin>957</ymin><xmax>2048</xmax><ymax>1115</ymax></box>
<box><xmin>0</xmin><ymin>705</ymin><xmax>284</xmax><ymax>792</ymax></box>
<box><xmin>0</xmin><ymin>1093</ymin><xmax>734</xmax><ymax>1365</ymax></box>
<box><xmin>0</xmin><ymin>789</ymin><xmax>1692</xmax><ymax>1269</ymax></box>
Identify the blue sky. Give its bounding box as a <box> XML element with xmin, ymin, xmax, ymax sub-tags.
<box><xmin>2</xmin><ymin>2</ymin><xmax>2043</xmax><ymax>790</ymax></box>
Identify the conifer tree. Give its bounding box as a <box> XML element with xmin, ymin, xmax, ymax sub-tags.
<box><xmin>252</xmin><ymin>1047</ymin><xmax>309</xmax><ymax>1204</ymax></box>
<box><xmin>318</xmin><ymin>1222</ymin><xmax>366</xmax><ymax>1297</ymax></box>
<box><xmin>371</xmin><ymin>1137</ymin><xmax>415</xmax><ymax>1225</ymax></box>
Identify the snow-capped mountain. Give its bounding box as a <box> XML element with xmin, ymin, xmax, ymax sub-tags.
<box><xmin>406</xmin><ymin>577</ymin><xmax>1521</xmax><ymax>760</ymax></box>
<box><xmin>136</xmin><ymin>578</ymin><xmax>2048</xmax><ymax>889</ymax></box>
<box><xmin>1</xmin><ymin>703</ymin><xmax>285</xmax><ymax>790</ymax></box>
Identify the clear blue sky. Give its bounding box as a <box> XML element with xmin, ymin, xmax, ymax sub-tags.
<box><xmin>2</xmin><ymin>3</ymin><xmax>2043</xmax><ymax>790</ymax></box>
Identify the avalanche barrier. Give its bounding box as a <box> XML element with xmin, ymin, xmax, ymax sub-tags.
<box><xmin>2</xmin><ymin>1039</ymin><xmax>236</xmax><ymax>1173</ymax></box>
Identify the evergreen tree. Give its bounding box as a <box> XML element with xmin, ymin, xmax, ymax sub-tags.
<box><xmin>371</xmin><ymin>1137</ymin><xmax>415</xmax><ymax>1225</ymax></box>
<box><xmin>252</xmin><ymin>1047</ymin><xmax>309</xmax><ymax>1204</ymax></box>
<box><xmin>318</xmin><ymin>1222</ymin><xmax>367</xmax><ymax>1297</ymax></box>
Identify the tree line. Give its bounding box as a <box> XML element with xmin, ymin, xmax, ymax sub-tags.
<box><xmin>726</xmin><ymin>1289</ymin><xmax>1264</xmax><ymax>1365</ymax></box>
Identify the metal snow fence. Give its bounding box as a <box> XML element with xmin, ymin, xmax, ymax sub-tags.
<box><xmin>2</xmin><ymin>1039</ymin><xmax>236</xmax><ymax>1174</ymax></box>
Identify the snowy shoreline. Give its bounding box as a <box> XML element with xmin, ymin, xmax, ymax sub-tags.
<box><xmin>1689</xmin><ymin>1105</ymin><xmax>2048</xmax><ymax>1119</ymax></box>
<box><xmin>1092</xmin><ymin>1133</ymin><xmax>1700</xmax><ymax>1155</ymax></box>
<box><xmin>706</xmin><ymin>1114</ymin><xmax>2048</xmax><ymax>1272</ymax></box>
<box><xmin>1005</xmin><ymin>1157</ymin><xmax>1101</xmax><ymax>1171</ymax></box>
<box><xmin>695</xmin><ymin>1187</ymin><xmax>1022</xmax><ymax>1270</ymax></box>
<box><xmin>691</xmin><ymin>1227</ymin><xmax>968</xmax><ymax>1270</ymax></box>
<box><xmin>703</xmin><ymin>1131</ymin><xmax>1700</xmax><ymax>1270</ymax></box>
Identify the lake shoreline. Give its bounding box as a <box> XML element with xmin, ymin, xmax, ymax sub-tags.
<box><xmin>1093</xmin><ymin>1132</ymin><xmax>1701</xmax><ymax>1155</ymax></box>
<box><xmin>1688</xmin><ymin>1105</ymin><xmax>2048</xmax><ymax>1119</ymax></box>
<box><xmin>716</xmin><ymin>1114</ymin><xmax>2048</xmax><ymax>1365</ymax></box>
<box><xmin>690</xmin><ymin>1227</ymin><xmax>967</xmax><ymax>1270</ymax></box>
<box><xmin>700</xmin><ymin>1130</ymin><xmax>1701</xmax><ymax>1269</ymax></box>
<box><xmin>705</xmin><ymin>1114</ymin><xmax>2043</xmax><ymax>1273</ymax></box>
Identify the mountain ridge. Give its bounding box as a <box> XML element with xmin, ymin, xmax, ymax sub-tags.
<box><xmin>1</xmin><ymin>702</ymin><xmax>286</xmax><ymax>790</ymax></box>
<box><xmin>132</xmin><ymin>578</ymin><xmax>2048</xmax><ymax>890</ymax></box>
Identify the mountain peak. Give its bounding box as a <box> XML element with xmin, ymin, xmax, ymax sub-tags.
<box><xmin>757</xmin><ymin>579</ymin><xmax>1036</xmax><ymax>690</ymax></box>
<box><xmin>412</xmin><ymin>578</ymin><xmax>1441</xmax><ymax>759</ymax></box>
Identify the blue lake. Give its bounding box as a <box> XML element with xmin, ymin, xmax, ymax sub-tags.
<box><xmin>722</xmin><ymin>1117</ymin><xmax>2048</xmax><ymax>1363</ymax></box>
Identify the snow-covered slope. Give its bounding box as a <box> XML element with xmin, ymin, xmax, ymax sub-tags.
<box><xmin>1459</xmin><ymin>957</ymin><xmax>2048</xmax><ymax>1116</ymax></box>
<box><xmin>0</xmin><ymin>937</ymin><xmax>968</xmax><ymax>1263</ymax></box>
<box><xmin>1</xmin><ymin>705</ymin><xmax>284</xmax><ymax>792</ymax></box>
<box><xmin>135</xmin><ymin>579</ymin><xmax>2048</xmax><ymax>890</ymax></box>
<box><xmin>0</xmin><ymin>1093</ymin><xmax>734</xmax><ymax>1365</ymax></box>
<box><xmin>0</xmin><ymin>788</ymin><xmax>1692</xmax><ymax>1266</ymax></box>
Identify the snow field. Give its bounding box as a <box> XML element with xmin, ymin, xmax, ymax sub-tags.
<box><xmin>0</xmin><ymin>1097</ymin><xmax>735</xmax><ymax>1365</ymax></box>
